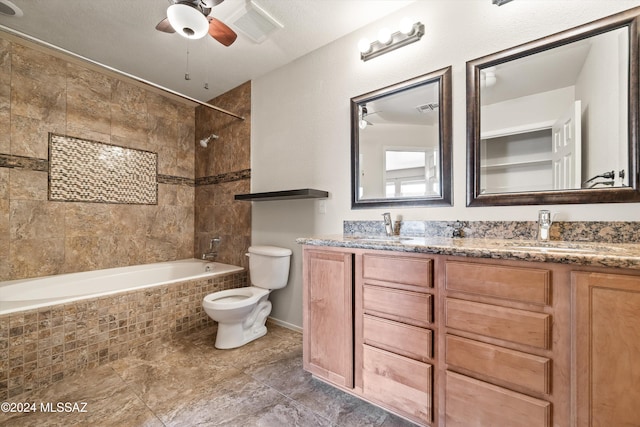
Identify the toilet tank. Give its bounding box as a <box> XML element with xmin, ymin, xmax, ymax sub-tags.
<box><xmin>248</xmin><ymin>246</ymin><xmax>292</xmax><ymax>290</ymax></box>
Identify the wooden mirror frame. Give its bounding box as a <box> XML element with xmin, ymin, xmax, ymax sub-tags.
<box><xmin>351</xmin><ymin>67</ymin><xmax>452</xmax><ymax>209</ymax></box>
<box><xmin>466</xmin><ymin>8</ymin><xmax>640</xmax><ymax>206</ymax></box>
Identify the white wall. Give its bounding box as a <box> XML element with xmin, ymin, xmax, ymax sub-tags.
<box><xmin>575</xmin><ymin>28</ymin><xmax>628</xmax><ymax>183</ymax></box>
<box><xmin>482</xmin><ymin>87</ymin><xmax>575</xmax><ymax>134</ymax></box>
<box><xmin>251</xmin><ymin>0</ymin><xmax>640</xmax><ymax>329</ymax></box>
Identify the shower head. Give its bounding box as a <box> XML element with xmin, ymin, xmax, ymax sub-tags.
<box><xmin>199</xmin><ymin>133</ymin><xmax>219</xmax><ymax>147</ymax></box>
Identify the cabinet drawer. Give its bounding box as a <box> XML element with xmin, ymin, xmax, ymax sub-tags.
<box><xmin>445</xmin><ymin>298</ymin><xmax>551</xmax><ymax>349</ymax></box>
<box><xmin>445</xmin><ymin>371</ymin><xmax>551</xmax><ymax>427</ymax></box>
<box><xmin>363</xmin><ymin>345</ymin><xmax>432</xmax><ymax>425</ymax></box>
<box><xmin>445</xmin><ymin>261</ymin><xmax>551</xmax><ymax>306</ymax></box>
<box><xmin>363</xmin><ymin>254</ymin><xmax>432</xmax><ymax>288</ymax></box>
<box><xmin>363</xmin><ymin>314</ymin><xmax>432</xmax><ymax>362</ymax></box>
<box><xmin>446</xmin><ymin>335</ymin><xmax>551</xmax><ymax>394</ymax></box>
<box><xmin>364</xmin><ymin>285</ymin><xmax>432</xmax><ymax>328</ymax></box>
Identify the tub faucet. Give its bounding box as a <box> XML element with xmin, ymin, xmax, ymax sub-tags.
<box><xmin>537</xmin><ymin>210</ymin><xmax>552</xmax><ymax>242</ymax></box>
<box><xmin>382</xmin><ymin>212</ymin><xmax>394</xmax><ymax>237</ymax></box>
<box><xmin>202</xmin><ymin>237</ymin><xmax>221</xmax><ymax>261</ymax></box>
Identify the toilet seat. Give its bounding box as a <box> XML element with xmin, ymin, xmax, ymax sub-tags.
<box><xmin>203</xmin><ymin>287</ymin><xmax>269</xmax><ymax>310</ymax></box>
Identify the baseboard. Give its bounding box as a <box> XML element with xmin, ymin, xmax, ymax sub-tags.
<box><xmin>267</xmin><ymin>316</ymin><xmax>302</xmax><ymax>333</ymax></box>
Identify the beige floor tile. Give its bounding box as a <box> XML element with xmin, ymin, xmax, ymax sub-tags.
<box><xmin>0</xmin><ymin>325</ymin><xmax>418</xmax><ymax>427</ymax></box>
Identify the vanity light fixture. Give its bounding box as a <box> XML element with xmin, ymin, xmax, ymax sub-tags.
<box><xmin>358</xmin><ymin>20</ymin><xmax>425</xmax><ymax>62</ymax></box>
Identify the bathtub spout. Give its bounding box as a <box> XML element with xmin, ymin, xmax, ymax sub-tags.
<box><xmin>202</xmin><ymin>252</ymin><xmax>218</xmax><ymax>261</ymax></box>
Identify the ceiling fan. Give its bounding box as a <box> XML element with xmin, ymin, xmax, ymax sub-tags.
<box><xmin>359</xmin><ymin>105</ymin><xmax>381</xmax><ymax>129</ymax></box>
<box><xmin>156</xmin><ymin>0</ymin><xmax>238</xmax><ymax>46</ymax></box>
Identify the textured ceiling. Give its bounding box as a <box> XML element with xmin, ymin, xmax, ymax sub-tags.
<box><xmin>0</xmin><ymin>0</ymin><xmax>413</xmax><ymax>103</ymax></box>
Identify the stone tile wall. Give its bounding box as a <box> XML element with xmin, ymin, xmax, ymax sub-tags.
<box><xmin>0</xmin><ymin>36</ymin><xmax>196</xmax><ymax>281</ymax></box>
<box><xmin>0</xmin><ymin>30</ymin><xmax>254</xmax><ymax>402</ymax></box>
<box><xmin>195</xmin><ymin>81</ymin><xmax>252</xmax><ymax>270</ymax></box>
<box><xmin>0</xmin><ymin>270</ymin><xmax>248</xmax><ymax>400</ymax></box>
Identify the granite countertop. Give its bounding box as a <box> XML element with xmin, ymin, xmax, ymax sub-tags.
<box><xmin>296</xmin><ymin>235</ymin><xmax>640</xmax><ymax>270</ymax></box>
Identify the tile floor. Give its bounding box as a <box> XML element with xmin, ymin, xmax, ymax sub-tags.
<box><xmin>0</xmin><ymin>324</ymin><xmax>416</xmax><ymax>426</ymax></box>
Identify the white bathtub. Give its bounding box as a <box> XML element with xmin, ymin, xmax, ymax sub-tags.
<box><xmin>0</xmin><ymin>259</ymin><xmax>244</xmax><ymax>316</ymax></box>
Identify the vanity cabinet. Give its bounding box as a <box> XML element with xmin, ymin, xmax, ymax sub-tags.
<box><xmin>442</xmin><ymin>259</ymin><xmax>560</xmax><ymax>427</ymax></box>
<box><xmin>301</xmin><ymin>243</ymin><xmax>640</xmax><ymax>427</ymax></box>
<box><xmin>572</xmin><ymin>272</ymin><xmax>640</xmax><ymax>426</ymax></box>
<box><xmin>358</xmin><ymin>253</ymin><xmax>435</xmax><ymax>425</ymax></box>
<box><xmin>302</xmin><ymin>248</ymin><xmax>354</xmax><ymax>388</ymax></box>
<box><xmin>301</xmin><ymin>246</ymin><xmax>436</xmax><ymax>425</ymax></box>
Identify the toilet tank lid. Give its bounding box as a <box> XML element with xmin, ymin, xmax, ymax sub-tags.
<box><xmin>248</xmin><ymin>246</ymin><xmax>292</xmax><ymax>257</ymax></box>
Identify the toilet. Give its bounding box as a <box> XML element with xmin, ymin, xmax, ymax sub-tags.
<box><xmin>202</xmin><ymin>245</ymin><xmax>292</xmax><ymax>349</ymax></box>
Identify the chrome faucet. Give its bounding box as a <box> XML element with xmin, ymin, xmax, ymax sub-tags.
<box><xmin>382</xmin><ymin>212</ymin><xmax>394</xmax><ymax>237</ymax></box>
<box><xmin>202</xmin><ymin>236</ymin><xmax>221</xmax><ymax>261</ymax></box>
<box><xmin>537</xmin><ymin>210</ymin><xmax>552</xmax><ymax>242</ymax></box>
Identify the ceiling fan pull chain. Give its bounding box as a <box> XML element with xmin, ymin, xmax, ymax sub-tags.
<box><xmin>204</xmin><ymin>38</ymin><xmax>209</xmax><ymax>90</ymax></box>
<box><xmin>185</xmin><ymin>39</ymin><xmax>191</xmax><ymax>80</ymax></box>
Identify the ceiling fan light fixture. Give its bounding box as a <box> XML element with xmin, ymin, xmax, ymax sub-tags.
<box><xmin>0</xmin><ymin>0</ymin><xmax>23</xmax><ymax>17</ymax></box>
<box><xmin>167</xmin><ymin>3</ymin><xmax>209</xmax><ymax>39</ymax></box>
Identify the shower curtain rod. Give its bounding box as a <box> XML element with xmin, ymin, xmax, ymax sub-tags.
<box><xmin>0</xmin><ymin>25</ymin><xmax>245</xmax><ymax>121</ymax></box>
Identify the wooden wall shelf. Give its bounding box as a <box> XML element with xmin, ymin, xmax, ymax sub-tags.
<box><xmin>234</xmin><ymin>188</ymin><xmax>329</xmax><ymax>201</ymax></box>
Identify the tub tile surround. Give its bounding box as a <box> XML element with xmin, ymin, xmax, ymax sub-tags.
<box><xmin>194</xmin><ymin>81</ymin><xmax>252</xmax><ymax>271</ymax></box>
<box><xmin>0</xmin><ymin>270</ymin><xmax>248</xmax><ymax>400</ymax></box>
<box><xmin>0</xmin><ymin>36</ymin><xmax>198</xmax><ymax>281</ymax></box>
<box><xmin>0</xmin><ymin>34</ymin><xmax>253</xmax><ymax>281</ymax></box>
<box><xmin>0</xmin><ymin>325</ymin><xmax>413</xmax><ymax>427</ymax></box>
<box><xmin>48</xmin><ymin>134</ymin><xmax>158</xmax><ymax>205</ymax></box>
<box><xmin>0</xmin><ymin>28</ymin><xmax>254</xmax><ymax>408</ymax></box>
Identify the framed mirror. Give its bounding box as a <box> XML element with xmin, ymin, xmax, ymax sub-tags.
<box><xmin>351</xmin><ymin>67</ymin><xmax>452</xmax><ymax>208</ymax></box>
<box><xmin>466</xmin><ymin>8</ymin><xmax>640</xmax><ymax>206</ymax></box>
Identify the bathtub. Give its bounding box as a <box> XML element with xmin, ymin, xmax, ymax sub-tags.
<box><xmin>0</xmin><ymin>259</ymin><xmax>244</xmax><ymax>316</ymax></box>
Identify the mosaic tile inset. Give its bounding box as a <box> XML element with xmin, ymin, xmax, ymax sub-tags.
<box><xmin>48</xmin><ymin>133</ymin><xmax>157</xmax><ymax>204</ymax></box>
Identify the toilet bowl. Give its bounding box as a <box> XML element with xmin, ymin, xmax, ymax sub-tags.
<box><xmin>202</xmin><ymin>245</ymin><xmax>292</xmax><ymax>349</ymax></box>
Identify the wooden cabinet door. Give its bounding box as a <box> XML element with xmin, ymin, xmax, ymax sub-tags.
<box><xmin>302</xmin><ymin>248</ymin><xmax>354</xmax><ymax>388</ymax></box>
<box><xmin>573</xmin><ymin>272</ymin><xmax>640</xmax><ymax>427</ymax></box>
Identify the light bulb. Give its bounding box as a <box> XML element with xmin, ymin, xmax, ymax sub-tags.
<box><xmin>358</xmin><ymin>37</ymin><xmax>371</xmax><ymax>54</ymax></box>
<box><xmin>359</xmin><ymin>119</ymin><xmax>368</xmax><ymax>130</ymax></box>
<box><xmin>378</xmin><ymin>28</ymin><xmax>392</xmax><ymax>44</ymax></box>
<box><xmin>399</xmin><ymin>18</ymin><xmax>414</xmax><ymax>35</ymax></box>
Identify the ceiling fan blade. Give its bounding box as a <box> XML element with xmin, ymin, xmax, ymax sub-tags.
<box><xmin>208</xmin><ymin>17</ymin><xmax>237</xmax><ymax>46</ymax></box>
<box><xmin>155</xmin><ymin>17</ymin><xmax>175</xmax><ymax>33</ymax></box>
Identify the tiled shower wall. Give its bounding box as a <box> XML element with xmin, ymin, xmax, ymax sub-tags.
<box><xmin>0</xmin><ymin>34</ymin><xmax>253</xmax><ymax>281</ymax></box>
<box><xmin>0</xmin><ymin>32</ymin><xmax>253</xmax><ymax>399</ymax></box>
<box><xmin>195</xmin><ymin>81</ymin><xmax>251</xmax><ymax>270</ymax></box>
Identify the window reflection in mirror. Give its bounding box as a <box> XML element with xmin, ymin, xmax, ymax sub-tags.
<box><xmin>352</xmin><ymin>67</ymin><xmax>452</xmax><ymax>208</ymax></box>
<box><xmin>384</xmin><ymin>148</ymin><xmax>440</xmax><ymax>198</ymax></box>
